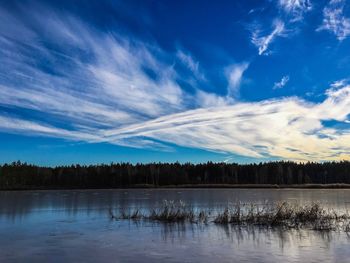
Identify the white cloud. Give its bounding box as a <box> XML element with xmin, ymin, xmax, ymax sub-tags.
<box><xmin>251</xmin><ymin>20</ymin><xmax>285</xmax><ymax>55</ymax></box>
<box><xmin>0</xmin><ymin>116</ymin><xmax>101</xmax><ymax>142</ymax></box>
<box><xmin>330</xmin><ymin>78</ymin><xmax>348</xmax><ymax>88</ymax></box>
<box><xmin>2</xmin><ymin>4</ymin><xmax>350</xmax><ymax>162</ymax></box>
<box><xmin>273</xmin><ymin>75</ymin><xmax>290</xmax><ymax>89</ymax></box>
<box><xmin>195</xmin><ymin>90</ymin><xmax>229</xmax><ymax>108</ymax></box>
<box><xmin>226</xmin><ymin>62</ymin><xmax>249</xmax><ymax>98</ymax></box>
<box><xmin>4</xmin><ymin>84</ymin><xmax>348</xmax><ymax>162</ymax></box>
<box><xmin>177</xmin><ymin>50</ymin><xmax>198</xmax><ymax>73</ymax></box>
<box><xmin>102</xmin><ymin>85</ymin><xmax>350</xmax><ymax>162</ymax></box>
<box><xmin>317</xmin><ymin>0</ymin><xmax>350</xmax><ymax>41</ymax></box>
<box><xmin>0</xmin><ymin>5</ymin><xmax>187</xmax><ymax>130</ymax></box>
<box><xmin>176</xmin><ymin>50</ymin><xmax>205</xmax><ymax>81</ymax></box>
<box><xmin>278</xmin><ymin>0</ymin><xmax>312</xmax><ymax>21</ymax></box>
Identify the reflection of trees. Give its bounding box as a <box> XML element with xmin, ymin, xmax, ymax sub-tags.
<box><xmin>160</xmin><ymin>222</ymin><xmax>189</xmax><ymax>243</ymax></box>
<box><xmin>130</xmin><ymin>219</ymin><xmax>336</xmax><ymax>249</ymax></box>
<box><xmin>214</xmin><ymin>225</ymin><xmax>334</xmax><ymax>251</ymax></box>
<box><xmin>132</xmin><ymin>222</ymin><xmax>338</xmax><ymax>258</ymax></box>
<box><xmin>0</xmin><ymin>190</ymin><xmax>148</xmax><ymax>221</ymax></box>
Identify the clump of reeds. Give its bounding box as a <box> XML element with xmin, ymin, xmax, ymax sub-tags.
<box><xmin>148</xmin><ymin>200</ymin><xmax>196</xmax><ymax>222</ymax></box>
<box><xmin>213</xmin><ymin>202</ymin><xmax>349</xmax><ymax>231</ymax></box>
<box><xmin>113</xmin><ymin>200</ymin><xmax>209</xmax><ymax>223</ymax></box>
<box><xmin>110</xmin><ymin>200</ymin><xmax>350</xmax><ymax>231</ymax></box>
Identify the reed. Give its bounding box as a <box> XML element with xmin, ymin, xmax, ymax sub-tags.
<box><xmin>110</xmin><ymin>201</ymin><xmax>350</xmax><ymax>231</ymax></box>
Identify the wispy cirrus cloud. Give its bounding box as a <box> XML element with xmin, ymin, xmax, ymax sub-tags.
<box><xmin>194</xmin><ymin>90</ymin><xmax>229</xmax><ymax>108</ymax></box>
<box><xmin>331</xmin><ymin>78</ymin><xmax>348</xmax><ymax>88</ymax></box>
<box><xmin>226</xmin><ymin>62</ymin><xmax>249</xmax><ymax>98</ymax></box>
<box><xmin>102</xmin><ymin>84</ymin><xmax>350</xmax><ymax>162</ymax></box>
<box><xmin>278</xmin><ymin>0</ymin><xmax>312</xmax><ymax>21</ymax></box>
<box><xmin>0</xmin><ymin>115</ymin><xmax>101</xmax><ymax>142</ymax></box>
<box><xmin>273</xmin><ymin>75</ymin><xmax>290</xmax><ymax>89</ymax></box>
<box><xmin>317</xmin><ymin>0</ymin><xmax>350</xmax><ymax>41</ymax></box>
<box><xmin>0</xmin><ymin>4</ymin><xmax>187</xmax><ymax>130</ymax></box>
<box><xmin>176</xmin><ymin>50</ymin><xmax>205</xmax><ymax>81</ymax></box>
<box><xmin>2</xmin><ymin>4</ymin><xmax>350</xmax><ymax>162</ymax></box>
<box><xmin>248</xmin><ymin>1</ymin><xmax>311</xmax><ymax>57</ymax></box>
<box><xmin>3</xmin><ymin>82</ymin><xmax>350</xmax><ymax>162</ymax></box>
<box><xmin>251</xmin><ymin>19</ymin><xmax>285</xmax><ymax>55</ymax></box>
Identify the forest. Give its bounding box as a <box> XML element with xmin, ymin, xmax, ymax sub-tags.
<box><xmin>1</xmin><ymin>161</ymin><xmax>350</xmax><ymax>189</ymax></box>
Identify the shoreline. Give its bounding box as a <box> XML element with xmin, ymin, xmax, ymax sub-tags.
<box><xmin>2</xmin><ymin>183</ymin><xmax>350</xmax><ymax>191</ymax></box>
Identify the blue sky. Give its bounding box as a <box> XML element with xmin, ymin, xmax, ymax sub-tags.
<box><xmin>1</xmin><ymin>0</ymin><xmax>350</xmax><ymax>166</ymax></box>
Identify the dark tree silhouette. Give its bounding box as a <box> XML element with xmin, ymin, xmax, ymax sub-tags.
<box><xmin>0</xmin><ymin>160</ymin><xmax>350</xmax><ymax>189</ymax></box>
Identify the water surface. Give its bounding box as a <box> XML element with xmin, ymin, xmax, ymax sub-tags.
<box><xmin>1</xmin><ymin>189</ymin><xmax>350</xmax><ymax>262</ymax></box>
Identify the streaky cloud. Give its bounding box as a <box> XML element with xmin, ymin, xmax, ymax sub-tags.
<box><xmin>278</xmin><ymin>0</ymin><xmax>312</xmax><ymax>21</ymax></box>
<box><xmin>331</xmin><ymin>78</ymin><xmax>349</xmax><ymax>88</ymax></box>
<box><xmin>176</xmin><ymin>49</ymin><xmax>205</xmax><ymax>81</ymax></box>
<box><xmin>251</xmin><ymin>20</ymin><xmax>285</xmax><ymax>55</ymax></box>
<box><xmin>226</xmin><ymin>62</ymin><xmax>249</xmax><ymax>98</ymax></box>
<box><xmin>317</xmin><ymin>0</ymin><xmax>350</xmax><ymax>41</ymax></box>
<box><xmin>0</xmin><ymin>115</ymin><xmax>101</xmax><ymax>142</ymax></box>
<box><xmin>273</xmin><ymin>75</ymin><xmax>290</xmax><ymax>89</ymax></box>
<box><xmin>103</xmin><ymin>85</ymin><xmax>350</xmax><ymax>162</ymax></box>
<box><xmin>0</xmin><ymin>4</ymin><xmax>188</xmax><ymax>129</ymax></box>
<box><xmin>195</xmin><ymin>90</ymin><xmax>230</xmax><ymax>108</ymax></box>
<box><xmin>1</xmin><ymin>3</ymin><xmax>350</xmax><ymax>163</ymax></box>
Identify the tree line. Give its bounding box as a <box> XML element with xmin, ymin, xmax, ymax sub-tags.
<box><xmin>0</xmin><ymin>161</ymin><xmax>350</xmax><ymax>189</ymax></box>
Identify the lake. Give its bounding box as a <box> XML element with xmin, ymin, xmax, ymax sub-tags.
<box><xmin>1</xmin><ymin>189</ymin><xmax>350</xmax><ymax>262</ymax></box>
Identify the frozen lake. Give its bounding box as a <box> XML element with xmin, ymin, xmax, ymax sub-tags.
<box><xmin>1</xmin><ymin>189</ymin><xmax>350</xmax><ymax>262</ymax></box>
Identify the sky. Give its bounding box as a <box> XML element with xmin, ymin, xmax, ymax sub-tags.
<box><xmin>1</xmin><ymin>0</ymin><xmax>350</xmax><ymax>166</ymax></box>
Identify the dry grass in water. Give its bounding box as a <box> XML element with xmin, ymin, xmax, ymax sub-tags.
<box><xmin>110</xmin><ymin>200</ymin><xmax>350</xmax><ymax>231</ymax></box>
